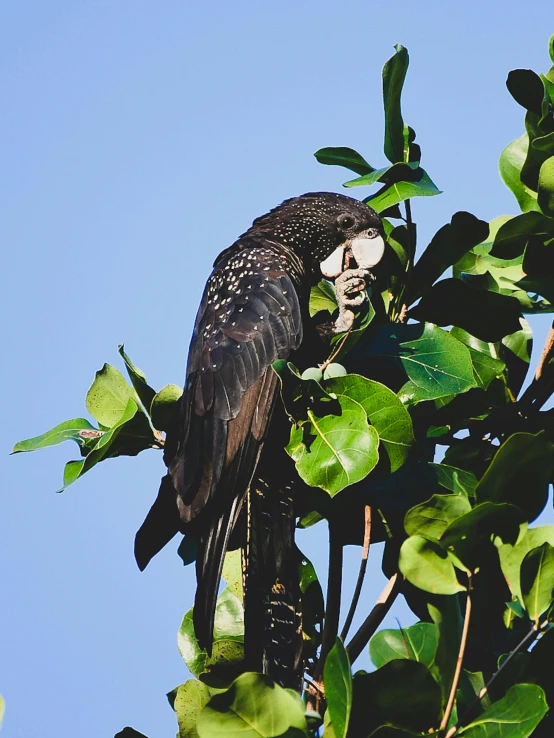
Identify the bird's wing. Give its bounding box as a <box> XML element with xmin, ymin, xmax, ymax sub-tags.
<box><xmin>135</xmin><ymin>242</ymin><xmax>303</xmax><ymax>648</ymax></box>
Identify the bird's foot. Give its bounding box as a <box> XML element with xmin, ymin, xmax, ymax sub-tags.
<box><xmin>332</xmin><ymin>267</ymin><xmax>373</xmax><ymax>334</ymax></box>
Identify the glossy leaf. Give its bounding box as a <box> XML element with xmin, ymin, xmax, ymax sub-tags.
<box><xmin>399</xmin><ymin>535</ymin><xmax>466</xmax><ymax>595</ymax></box>
<box><xmin>382</xmin><ymin>44</ymin><xmax>409</xmax><ymax>164</ymax></box>
<box><xmin>178</xmin><ymin>588</ymin><xmax>244</xmax><ymax>678</ymax></box>
<box><xmin>222</xmin><ymin>549</ymin><xmax>243</xmax><ymax>602</ymax></box>
<box><xmin>506</xmin><ymin>69</ymin><xmax>545</xmax><ymax>115</ymax></box>
<box><xmin>325</xmin><ymin>374</ymin><xmax>414</xmax><ymax>472</ymax></box>
<box><xmin>349</xmin><ymin>660</ymin><xmax>442</xmax><ymax>736</ymax></box>
<box><xmin>476</xmin><ymin>432</ymin><xmax>554</xmax><ymax>522</ymax></box>
<box><xmin>489</xmin><ymin>211</ymin><xmax>554</xmax><ymax>260</ymax></box>
<box><xmin>538</xmin><ymin>155</ymin><xmax>554</xmax><ymax>216</ymax></box>
<box><xmin>498</xmin><ymin>526</ymin><xmax>554</xmax><ymax>604</ymax></box>
<box><xmin>12</xmin><ymin>418</ymin><xmax>103</xmax><ymax>454</ymax></box>
<box><xmin>457</xmin><ymin>683</ymin><xmax>547</xmax><ymax>737</ymax></box>
<box><xmin>410</xmin><ymin>278</ymin><xmax>522</xmax><ymax>343</ymax></box>
<box><xmin>85</xmin><ymin>363</ymin><xmax>137</xmax><ymax>428</ymax></box>
<box><xmin>286</xmin><ymin>385</ymin><xmax>379</xmax><ymax>495</ymax></box>
<box><xmin>370</xmin><ymin>622</ymin><xmax>438</xmax><ymax>669</ymax></box>
<box><xmin>394</xmin><ymin>324</ymin><xmax>475</xmax><ymax>402</ymax></box>
<box><xmin>313</xmin><ymin>147</ymin><xmax>374</xmax><ymax>176</ymax></box>
<box><xmin>59</xmin><ymin>398</ymin><xmax>140</xmax><ymax>491</ymax></box>
<box><xmin>409</xmin><ymin>212</ymin><xmax>489</xmax><ymax>305</ymax></box>
<box><xmin>520</xmin><ymin>542</ymin><xmax>554</xmax><ymax>622</ymax></box>
<box><xmin>324</xmin><ymin>638</ymin><xmax>352</xmax><ymax>738</ymax></box>
<box><xmin>309</xmin><ymin>280</ymin><xmax>337</xmax><ymax>317</ymax></box>
<box><xmin>174</xmin><ymin>680</ymin><xmax>211</xmax><ymax>738</ymax></box>
<box><xmin>196</xmin><ymin>672</ymin><xmax>308</xmax><ymax>737</ymax></box>
<box><xmin>150</xmin><ymin>384</ymin><xmax>183</xmax><ymax>431</ymax></box>
<box><xmin>430</xmin><ymin>463</ymin><xmax>478</xmax><ymax>498</ymax></box>
<box><xmin>500</xmin><ymin>135</ymin><xmax>541</xmax><ymax>212</ymax></box>
<box><xmin>404</xmin><ymin>494</ymin><xmax>472</xmax><ymax>540</ymax></box>
<box><xmin>118</xmin><ymin>345</ymin><xmax>156</xmax><ymax>412</ymax></box>
<box><xmin>365</xmin><ymin>170</ymin><xmax>441</xmax><ymax>213</ymax></box>
<box><xmin>343</xmin><ymin>161</ymin><xmax>420</xmax><ymax>188</ymax></box>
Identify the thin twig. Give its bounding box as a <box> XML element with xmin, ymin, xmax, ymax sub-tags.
<box><xmin>535</xmin><ymin>323</ymin><xmax>554</xmax><ymax>380</ymax></box>
<box><xmin>346</xmin><ymin>573</ymin><xmax>402</xmax><ymax>664</ymax></box>
<box><xmin>320</xmin><ymin>326</ymin><xmax>353</xmax><ymax>372</ymax></box>
<box><xmin>440</xmin><ymin>575</ymin><xmax>472</xmax><ymax>734</ymax></box>
<box><xmin>340</xmin><ymin>506</ymin><xmax>372</xmax><ymax>640</ymax></box>
<box><xmin>451</xmin><ymin>619</ymin><xmax>546</xmax><ymax>735</ymax></box>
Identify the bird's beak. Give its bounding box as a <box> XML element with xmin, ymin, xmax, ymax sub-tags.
<box><xmin>319</xmin><ymin>232</ymin><xmax>385</xmax><ymax>279</ymax></box>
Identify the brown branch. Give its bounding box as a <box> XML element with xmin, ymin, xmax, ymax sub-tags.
<box><xmin>346</xmin><ymin>573</ymin><xmax>402</xmax><ymax>664</ymax></box>
<box><xmin>340</xmin><ymin>506</ymin><xmax>372</xmax><ymax>640</ymax></box>
<box><xmin>440</xmin><ymin>575</ymin><xmax>472</xmax><ymax>734</ymax></box>
<box><xmin>535</xmin><ymin>323</ymin><xmax>554</xmax><ymax>380</ymax></box>
<box><xmin>314</xmin><ymin>521</ymin><xmax>344</xmax><ymax>679</ymax></box>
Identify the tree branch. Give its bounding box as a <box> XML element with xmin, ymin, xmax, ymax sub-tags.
<box><xmin>315</xmin><ymin>520</ymin><xmax>344</xmax><ymax>679</ymax></box>
<box><xmin>340</xmin><ymin>506</ymin><xmax>372</xmax><ymax>641</ymax></box>
<box><xmin>346</xmin><ymin>573</ymin><xmax>402</xmax><ymax>664</ymax></box>
<box><xmin>440</xmin><ymin>575</ymin><xmax>472</xmax><ymax>734</ymax></box>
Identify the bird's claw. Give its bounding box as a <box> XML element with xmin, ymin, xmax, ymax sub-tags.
<box><xmin>331</xmin><ymin>267</ymin><xmax>373</xmax><ymax>334</ymax></box>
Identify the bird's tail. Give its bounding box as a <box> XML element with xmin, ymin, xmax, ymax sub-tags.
<box><xmin>243</xmin><ymin>477</ymin><xmax>303</xmax><ymax>690</ymax></box>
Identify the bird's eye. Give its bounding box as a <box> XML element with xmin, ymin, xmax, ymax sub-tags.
<box><xmin>367</xmin><ymin>227</ymin><xmax>379</xmax><ymax>238</ymax></box>
<box><xmin>339</xmin><ymin>215</ymin><xmax>356</xmax><ymax>229</ymax></box>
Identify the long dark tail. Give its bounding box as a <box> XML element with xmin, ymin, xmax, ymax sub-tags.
<box><xmin>243</xmin><ymin>477</ymin><xmax>303</xmax><ymax>689</ymax></box>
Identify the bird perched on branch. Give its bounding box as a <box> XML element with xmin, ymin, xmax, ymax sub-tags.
<box><xmin>135</xmin><ymin>192</ymin><xmax>384</xmax><ymax>688</ymax></box>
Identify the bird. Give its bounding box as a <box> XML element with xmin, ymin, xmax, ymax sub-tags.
<box><xmin>134</xmin><ymin>192</ymin><xmax>384</xmax><ymax>688</ymax></box>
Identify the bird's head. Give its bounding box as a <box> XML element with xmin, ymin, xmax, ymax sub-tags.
<box><xmin>249</xmin><ymin>192</ymin><xmax>385</xmax><ymax>282</ymax></box>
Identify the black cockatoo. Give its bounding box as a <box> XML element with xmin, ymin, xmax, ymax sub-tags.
<box><xmin>135</xmin><ymin>192</ymin><xmax>384</xmax><ymax>687</ymax></box>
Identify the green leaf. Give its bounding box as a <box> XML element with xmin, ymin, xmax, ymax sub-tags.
<box><xmin>174</xmin><ymin>680</ymin><xmax>211</xmax><ymax>738</ymax></box>
<box><xmin>408</xmin><ymin>212</ymin><xmax>490</xmax><ymax>305</ymax></box>
<box><xmin>476</xmin><ymin>432</ymin><xmax>554</xmax><ymax>522</ymax></box>
<box><xmin>12</xmin><ymin>418</ymin><xmax>103</xmax><ymax>454</ymax></box>
<box><xmin>349</xmin><ymin>661</ymin><xmax>442</xmax><ymax>735</ymax></box>
<box><xmin>314</xmin><ymin>147</ymin><xmax>374</xmax><ymax>176</ymax></box>
<box><xmin>0</xmin><ymin>695</ymin><xmax>4</xmax><ymax>730</ymax></box>
<box><xmin>118</xmin><ymin>345</ymin><xmax>157</xmax><ymax>412</ymax></box>
<box><xmin>498</xmin><ymin>526</ymin><xmax>554</xmax><ymax>604</ymax></box>
<box><xmin>383</xmin><ymin>44</ymin><xmax>409</xmax><ymax>164</ymax></box>
<box><xmin>177</xmin><ymin>537</ymin><xmax>198</xmax><ymax>566</ymax></box>
<box><xmin>500</xmin><ymin>135</ymin><xmax>541</xmax><ymax>213</ymax></box>
<box><xmin>390</xmin><ymin>324</ymin><xmax>475</xmax><ymax>403</ymax></box>
<box><xmin>324</xmin><ymin>638</ymin><xmax>352</xmax><ymax>738</ymax></box>
<box><xmin>196</xmin><ymin>672</ymin><xmax>308</xmax><ymax>737</ymax></box>
<box><xmin>86</xmin><ymin>363</ymin><xmax>137</xmax><ymax>428</ymax></box>
<box><xmin>222</xmin><ymin>549</ymin><xmax>243</xmax><ymax>602</ymax></box>
<box><xmin>430</xmin><ymin>463</ymin><xmax>478</xmax><ymax>498</ymax></box>
<box><xmin>150</xmin><ymin>384</ymin><xmax>183</xmax><ymax>431</ymax></box>
<box><xmin>285</xmin><ymin>388</ymin><xmax>379</xmax><ymax>496</ymax></box>
<box><xmin>538</xmin><ymin>156</ymin><xmax>554</xmax><ymax>216</ymax></box>
<box><xmin>178</xmin><ymin>588</ymin><xmax>244</xmax><ymax>678</ymax></box>
<box><xmin>410</xmin><ymin>279</ymin><xmax>522</xmax><ymax>344</ymax></box>
<box><xmin>309</xmin><ymin>280</ymin><xmax>337</xmax><ymax>317</ymax></box>
<box><xmin>58</xmin><ymin>398</ymin><xmax>140</xmax><ymax>491</ymax></box>
<box><xmin>365</xmin><ymin>170</ymin><xmax>441</xmax><ymax>213</ymax></box>
<box><xmin>404</xmin><ymin>494</ymin><xmax>472</xmax><ymax>540</ymax></box>
<box><xmin>114</xmin><ymin>730</ymin><xmax>149</xmax><ymax>738</ymax></box>
<box><xmin>458</xmin><ymin>683</ymin><xmax>547</xmax><ymax>737</ymax></box>
<box><xmin>370</xmin><ymin>622</ymin><xmax>438</xmax><ymax>669</ymax></box>
<box><xmin>399</xmin><ymin>535</ymin><xmax>466</xmax><ymax>595</ymax></box>
<box><xmin>450</xmin><ymin>328</ymin><xmax>506</xmax><ymax>390</ymax></box>
<box><xmin>441</xmin><ymin>503</ymin><xmax>523</xmax><ymax>569</ymax></box>
<box><xmin>521</xmin><ymin>542</ymin><xmax>554</xmax><ymax>622</ymax></box>
<box><xmin>489</xmin><ymin>211</ymin><xmax>554</xmax><ymax>260</ymax></box>
<box><xmin>343</xmin><ymin>161</ymin><xmax>420</xmax><ymax>188</ymax></box>
<box><xmin>325</xmin><ymin>375</ymin><xmax>414</xmax><ymax>473</ymax></box>
<box><xmin>507</xmin><ymin>69</ymin><xmax>545</xmax><ymax>115</ymax></box>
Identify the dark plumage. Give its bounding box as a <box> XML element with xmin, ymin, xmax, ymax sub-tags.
<box><xmin>135</xmin><ymin>192</ymin><xmax>383</xmax><ymax>687</ymax></box>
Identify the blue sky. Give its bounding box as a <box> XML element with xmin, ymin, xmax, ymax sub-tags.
<box><xmin>2</xmin><ymin>2</ymin><xmax>553</xmax><ymax>736</ymax></box>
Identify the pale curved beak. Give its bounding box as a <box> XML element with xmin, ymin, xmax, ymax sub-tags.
<box><xmin>319</xmin><ymin>233</ymin><xmax>385</xmax><ymax>278</ymax></box>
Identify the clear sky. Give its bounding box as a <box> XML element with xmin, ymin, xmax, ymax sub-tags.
<box><xmin>2</xmin><ymin>2</ymin><xmax>553</xmax><ymax>737</ymax></box>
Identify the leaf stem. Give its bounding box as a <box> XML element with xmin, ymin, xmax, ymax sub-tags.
<box><xmin>440</xmin><ymin>574</ymin><xmax>472</xmax><ymax>734</ymax></box>
<box><xmin>392</xmin><ymin>198</ymin><xmax>415</xmax><ymax>322</ymax></box>
<box><xmin>346</xmin><ymin>573</ymin><xmax>402</xmax><ymax>664</ymax></box>
<box><xmin>340</xmin><ymin>506</ymin><xmax>372</xmax><ymax>640</ymax></box>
